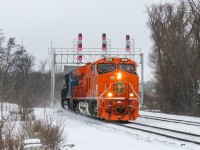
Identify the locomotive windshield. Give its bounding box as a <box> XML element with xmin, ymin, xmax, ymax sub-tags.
<box><xmin>118</xmin><ymin>63</ymin><xmax>135</xmax><ymax>74</ymax></box>
<box><xmin>97</xmin><ymin>63</ymin><xmax>116</xmax><ymax>75</ymax></box>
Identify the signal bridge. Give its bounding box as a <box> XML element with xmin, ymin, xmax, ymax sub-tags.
<box><xmin>49</xmin><ymin>34</ymin><xmax>144</xmax><ymax>108</ymax></box>
<box><xmin>49</xmin><ymin>48</ymin><xmax>141</xmax><ymax>65</ymax></box>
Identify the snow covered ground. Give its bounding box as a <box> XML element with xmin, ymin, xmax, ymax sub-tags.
<box><xmin>140</xmin><ymin>111</ymin><xmax>200</xmax><ymax>123</ymax></box>
<box><xmin>135</xmin><ymin>113</ymin><xmax>200</xmax><ymax>135</ymax></box>
<box><xmin>1</xmin><ymin>102</ymin><xmax>200</xmax><ymax>150</ymax></box>
<box><xmin>34</xmin><ymin>107</ymin><xmax>200</xmax><ymax>150</ymax></box>
<box><xmin>0</xmin><ymin>102</ymin><xmax>19</xmax><ymax>119</ymax></box>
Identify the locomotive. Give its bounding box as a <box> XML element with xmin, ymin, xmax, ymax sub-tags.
<box><xmin>61</xmin><ymin>57</ymin><xmax>139</xmax><ymax>121</ymax></box>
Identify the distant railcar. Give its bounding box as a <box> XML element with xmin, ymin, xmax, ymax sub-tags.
<box><xmin>61</xmin><ymin>57</ymin><xmax>139</xmax><ymax>121</ymax></box>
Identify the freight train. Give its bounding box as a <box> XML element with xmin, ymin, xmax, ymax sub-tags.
<box><xmin>61</xmin><ymin>57</ymin><xmax>139</xmax><ymax>121</ymax></box>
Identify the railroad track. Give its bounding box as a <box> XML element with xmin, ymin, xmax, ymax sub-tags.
<box><xmin>113</xmin><ymin>122</ymin><xmax>200</xmax><ymax>145</ymax></box>
<box><xmin>61</xmin><ymin>108</ymin><xmax>200</xmax><ymax>144</ymax></box>
<box><xmin>140</xmin><ymin>115</ymin><xmax>200</xmax><ymax>126</ymax></box>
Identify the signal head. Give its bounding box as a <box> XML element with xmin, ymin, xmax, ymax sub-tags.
<box><xmin>102</xmin><ymin>43</ymin><xmax>107</xmax><ymax>50</ymax></box>
<box><xmin>78</xmin><ymin>33</ymin><xmax>82</xmax><ymax>40</ymax></box>
<box><xmin>78</xmin><ymin>55</ymin><xmax>82</xmax><ymax>61</ymax></box>
<box><xmin>126</xmin><ymin>35</ymin><xmax>130</xmax><ymax>41</ymax></box>
<box><xmin>78</xmin><ymin>43</ymin><xmax>82</xmax><ymax>50</ymax></box>
<box><xmin>126</xmin><ymin>45</ymin><xmax>130</xmax><ymax>50</ymax></box>
<box><xmin>102</xmin><ymin>33</ymin><xmax>106</xmax><ymax>40</ymax></box>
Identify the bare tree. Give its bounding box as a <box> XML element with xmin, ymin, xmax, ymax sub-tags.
<box><xmin>12</xmin><ymin>46</ymin><xmax>35</xmax><ymax>120</ymax></box>
<box><xmin>0</xmin><ymin>31</ymin><xmax>36</xmax><ymax>120</ymax></box>
<box><xmin>187</xmin><ymin>0</ymin><xmax>200</xmax><ymax>115</ymax></box>
<box><xmin>147</xmin><ymin>1</ymin><xmax>200</xmax><ymax>115</ymax></box>
<box><xmin>0</xmin><ymin>35</ymin><xmax>18</xmax><ymax>119</ymax></box>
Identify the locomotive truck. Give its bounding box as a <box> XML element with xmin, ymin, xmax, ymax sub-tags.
<box><xmin>61</xmin><ymin>57</ymin><xmax>139</xmax><ymax>121</ymax></box>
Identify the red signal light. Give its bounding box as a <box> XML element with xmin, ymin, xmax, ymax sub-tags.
<box><xmin>102</xmin><ymin>44</ymin><xmax>106</xmax><ymax>50</ymax></box>
<box><xmin>78</xmin><ymin>55</ymin><xmax>82</xmax><ymax>61</ymax></box>
<box><xmin>78</xmin><ymin>43</ymin><xmax>82</xmax><ymax>50</ymax></box>
<box><xmin>126</xmin><ymin>45</ymin><xmax>130</xmax><ymax>50</ymax></box>
<box><xmin>102</xmin><ymin>33</ymin><xmax>106</xmax><ymax>40</ymax></box>
<box><xmin>78</xmin><ymin>33</ymin><xmax>82</xmax><ymax>40</ymax></box>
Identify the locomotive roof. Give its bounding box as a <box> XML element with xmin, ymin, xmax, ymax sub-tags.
<box><xmin>70</xmin><ymin>57</ymin><xmax>136</xmax><ymax>76</ymax></box>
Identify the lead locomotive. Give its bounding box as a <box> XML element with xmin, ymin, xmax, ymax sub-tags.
<box><xmin>61</xmin><ymin>57</ymin><xmax>139</xmax><ymax>121</ymax></box>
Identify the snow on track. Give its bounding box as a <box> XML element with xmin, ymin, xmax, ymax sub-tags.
<box><xmin>140</xmin><ymin>111</ymin><xmax>200</xmax><ymax>123</ymax></box>
<box><xmin>123</xmin><ymin>122</ymin><xmax>200</xmax><ymax>144</ymax></box>
<box><xmin>140</xmin><ymin>115</ymin><xmax>200</xmax><ymax>126</ymax></box>
<box><xmin>134</xmin><ymin>117</ymin><xmax>200</xmax><ymax>135</ymax></box>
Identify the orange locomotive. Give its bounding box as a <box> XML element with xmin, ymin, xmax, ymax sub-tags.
<box><xmin>61</xmin><ymin>57</ymin><xmax>139</xmax><ymax>121</ymax></box>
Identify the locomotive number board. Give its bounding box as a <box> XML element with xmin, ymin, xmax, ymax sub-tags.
<box><xmin>105</xmin><ymin>58</ymin><xmax>113</xmax><ymax>62</ymax></box>
<box><xmin>120</xmin><ymin>58</ymin><xmax>128</xmax><ymax>62</ymax></box>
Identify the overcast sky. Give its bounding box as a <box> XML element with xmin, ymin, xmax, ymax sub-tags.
<box><xmin>0</xmin><ymin>0</ymin><xmax>175</xmax><ymax>81</ymax></box>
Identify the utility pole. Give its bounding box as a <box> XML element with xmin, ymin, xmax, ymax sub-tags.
<box><xmin>50</xmin><ymin>41</ymin><xmax>55</xmax><ymax>108</ymax></box>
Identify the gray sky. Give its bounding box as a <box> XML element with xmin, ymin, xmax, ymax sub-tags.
<box><xmin>0</xmin><ymin>0</ymin><xmax>175</xmax><ymax>81</ymax></box>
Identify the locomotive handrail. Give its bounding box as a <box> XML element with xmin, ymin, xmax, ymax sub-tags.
<box><xmin>98</xmin><ymin>83</ymin><xmax>113</xmax><ymax>100</ymax></box>
<box><xmin>129</xmin><ymin>83</ymin><xmax>142</xmax><ymax>102</ymax></box>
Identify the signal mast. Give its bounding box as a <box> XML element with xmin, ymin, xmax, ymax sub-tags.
<box><xmin>102</xmin><ymin>33</ymin><xmax>107</xmax><ymax>50</ymax></box>
<box><xmin>77</xmin><ymin>33</ymin><xmax>82</xmax><ymax>62</ymax></box>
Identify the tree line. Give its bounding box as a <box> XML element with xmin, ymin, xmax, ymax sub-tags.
<box><xmin>0</xmin><ymin>31</ymin><xmax>62</xmax><ymax>118</ymax></box>
<box><xmin>145</xmin><ymin>0</ymin><xmax>200</xmax><ymax>116</ymax></box>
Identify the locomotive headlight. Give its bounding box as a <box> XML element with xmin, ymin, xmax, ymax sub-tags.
<box><xmin>130</xmin><ymin>93</ymin><xmax>134</xmax><ymax>97</ymax></box>
<box><xmin>117</xmin><ymin>73</ymin><xmax>122</xmax><ymax>80</ymax></box>
<box><xmin>107</xmin><ymin>92</ymin><xmax>113</xmax><ymax>97</ymax></box>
